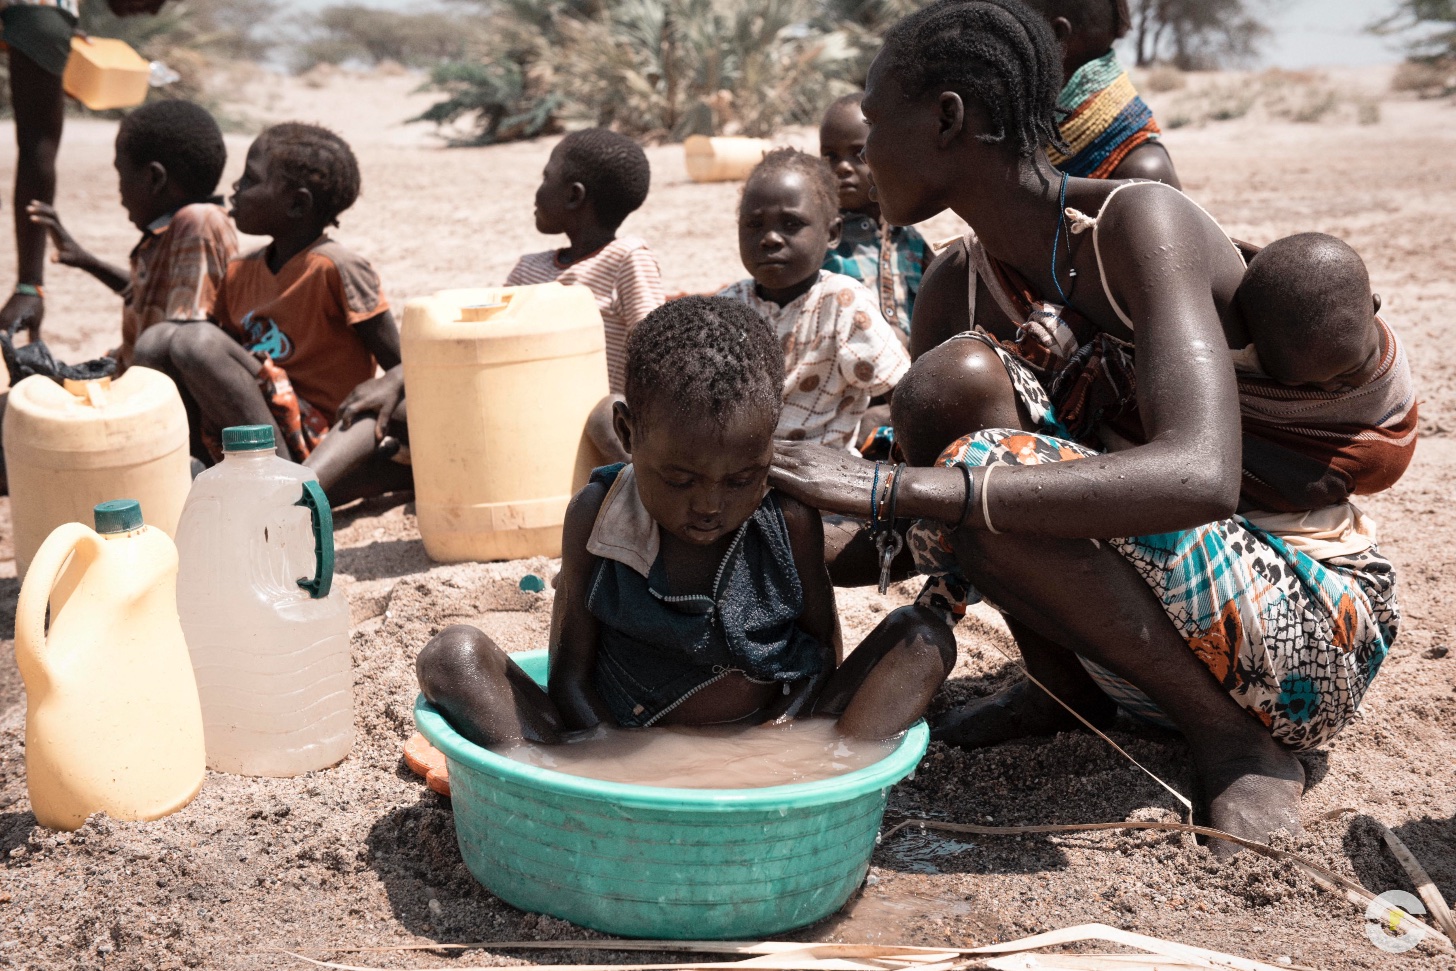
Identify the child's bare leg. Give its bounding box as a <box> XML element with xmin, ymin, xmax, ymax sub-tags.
<box><xmin>812</xmin><ymin>604</ymin><xmax>955</xmax><ymax>739</ymax></box>
<box><xmin>959</xmin><ymin>527</ymin><xmax>1304</xmax><ymax>851</ymax></box>
<box><xmin>416</xmin><ymin>624</ymin><xmax>567</xmax><ymax>747</ymax></box>
<box><xmin>931</xmin><ymin>616</ymin><xmax>1116</xmax><ymax>747</ymax></box>
<box><xmin>585</xmin><ymin>393</ymin><xmax>629</xmax><ymax>464</ymax></box>
<box><xmin>168</xmin><ymin>323</ymin><xmax>287</xmax><ymax>458</ymax></box>
<box><xmin>131</xmin><ymin>321</ymin><xmax>186</xmax><ymax>375</ymax></box>
<box><xmin>304</xmin><ymin>418</ymin><xmax>413</xmax><ymax>505</ymax></box>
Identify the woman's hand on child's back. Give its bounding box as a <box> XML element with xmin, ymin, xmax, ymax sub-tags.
<box><xmin>770</xmin><ymin>441</ymin><xmax>878</xmax><ymax>517</ymax></box>
<box><xmin>336</xmin><ymin>365</ymin><xmax>404</xmax><ymax>440</ymax></box>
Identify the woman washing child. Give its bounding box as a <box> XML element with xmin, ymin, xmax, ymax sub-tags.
<box><xmin>768</xmin><ymin>0</ymin><xmax>1414</xmax><ymax>852</ymax></box>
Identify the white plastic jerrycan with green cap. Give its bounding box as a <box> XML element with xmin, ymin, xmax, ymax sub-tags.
<box><xmin>175</xmin><ymin>424</ymin><xmax>353</xmax><ymax>777</ymax></box>
<box><xmin>16</xmin><ymin>499</ymin><xmax>206</xmax><ymax>831</ymax></box>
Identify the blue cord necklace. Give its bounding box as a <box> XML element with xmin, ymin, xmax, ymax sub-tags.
<box><xmin>1050</xmin><ymin>171</ymin><xmax>1079</xmax><ymax>308</ymax></box>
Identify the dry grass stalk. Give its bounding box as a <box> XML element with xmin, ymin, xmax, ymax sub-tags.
<box><xmin>280</xmin><ymin>922</ymin><xmax>1313</xmax><ymax>971</ymax></box>
<box><xmin>1376</xmin><ymin>820</ymin><xmax>1456</xmax><ymax>941</ymax></box>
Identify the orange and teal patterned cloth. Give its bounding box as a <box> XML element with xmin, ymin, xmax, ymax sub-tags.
<box><xmin>1047</xmin><ymin>52</ymin><xmax>1162</xmax><ymax>179</ymax></box>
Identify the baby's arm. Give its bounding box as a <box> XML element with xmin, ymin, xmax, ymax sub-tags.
<box><xmin>764</xmin><ymin>494</ymin><xmax>840</xmax><ymax>722</ymax></box>
<box><xmin>26</xmin><ymin>203</ymin><xmax>129</xmax><ymax>293</ymax></box>
<box><xmin>547</xmin><ymin>480</ymin><xmax>613</xmax><ymax>730</ymax></box>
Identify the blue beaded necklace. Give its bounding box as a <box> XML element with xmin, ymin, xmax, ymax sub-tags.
<box><xmin>1050</xmin><ymin>171</ymin><xmax>1079</xmax><ymax>308</ymax></box>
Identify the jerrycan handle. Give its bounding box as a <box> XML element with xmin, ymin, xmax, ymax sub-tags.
<box><xmin>295</xmin><ymin>480</ymin><xmax>335</xmax><ymax>599</ymax></box>
<box><xmin>15</xmin><ymin>523</ymin><xmax>102</xmax><ymax>682</ymax></box>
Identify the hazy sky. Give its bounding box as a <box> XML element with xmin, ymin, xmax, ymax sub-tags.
<box><xmin>294</xmin><ymin>0</ymin><xmax>1410</xmax><ymax>69</ymax></box>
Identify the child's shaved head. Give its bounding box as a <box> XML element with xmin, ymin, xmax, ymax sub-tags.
<box><xmin>255</xmin><ymin>123</ymin><xmax>361</xmax><ymax>228</ymax></box>
<box><xmin>624</xmin><ymin>296</ymin><xmax>784</xmax><ymax>428</ymax></box>
<box><xmin>1237</xmin><ymin>233</ymin><xmax>1381</xmax><ymax>388</ymax></box>
<box><xmin>741</xmin><ymin>148</ymin><xmax>839</xmax><ymax>223</ymax></box>
<box><xmin>555</xmin><ymin>128</ymin><xmax>651</xmax><ymax>230</ymax></box>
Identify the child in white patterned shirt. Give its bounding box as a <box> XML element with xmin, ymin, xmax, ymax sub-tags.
<box><xmin>718</xmin><ymin>149</ymin><xmax>909</xmax><ymax>451</ymax></box>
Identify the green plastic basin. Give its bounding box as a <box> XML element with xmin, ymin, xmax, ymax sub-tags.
<box><xmin>414</xmin><ymin>649</ymin><xmax>929</xmax><ymax>939</ymax></box>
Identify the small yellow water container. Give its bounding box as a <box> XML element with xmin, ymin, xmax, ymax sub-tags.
<box><xmin>17</xmin><ymin>500</ymin><xmax>206</xmax><ymax>831</ymax></box>
<box><xmin>4</xmin><ymin>368</ymin><xmax>192</xmax><ymax>579</ymax></box>
<box><xmin>684</xmin><ymin>135</ymin><xmax>772</xmax><ymax>183</ymax></box>
<box><xmin>401</xmin><ymin>283</ymin><xmax>610</xmax><ymax>563</ymax></box>
<box><xmin>63</xmin><ymin>36</ymin><xmax>150</xmax><ymax>111</ymax></box>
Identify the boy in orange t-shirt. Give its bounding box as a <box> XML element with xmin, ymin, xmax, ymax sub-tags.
<box><xmin>135</xmin><ymin>123</ymin><xmax>404</xmax><ymax>478</ymax></box>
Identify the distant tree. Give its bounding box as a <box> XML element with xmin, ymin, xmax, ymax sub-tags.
<box><xmin>1372</xmin><ymin>1</ymin><xmax>1456</xmax><ymax>62</ymax></box>
<box><xmin>1130</xmin><ymin>0</ymin><xmax>1275</xmax><ymax>69</ymax></box>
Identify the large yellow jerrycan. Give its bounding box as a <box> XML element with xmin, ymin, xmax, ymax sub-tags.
<box><xmin>684</xmin><ymin>135</ymin><xmax>772</xmax><ymax>182</ymax></box>
<box><xmin>401</xmin><ymin>283</ymin><xmax>610</xmax><ymax>562</ymax></box>
<box><xmin>4</xmin><ymin>368</ymin><xmax>191</xmax><ymax>579</ymax></box>
<box><xmin>16</xmin><ymin>500</ymin><xmax>206</xmax><ymax>831</ymax></box>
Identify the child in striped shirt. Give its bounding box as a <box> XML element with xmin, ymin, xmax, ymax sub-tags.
<box><xmin>507</xmin><ymin>129</ymin><xmax>665</xmax><ymax>464</ymax></box>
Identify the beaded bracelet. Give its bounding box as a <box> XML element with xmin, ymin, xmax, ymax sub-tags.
<box><xmin>14</xmin><ymin>283</ymin><xmax>44</xmax><ymax>299</ymax></box>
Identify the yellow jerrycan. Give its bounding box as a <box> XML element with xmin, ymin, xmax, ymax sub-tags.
<box><xmin>63</xmin><ymin>36</ymin><xmax>150</xmax><ymax>111</ymax></box>
<box><xmin>401</xmin><ymin>283</ymin><xmax>610</xmax><ymax>562</ymax></box>
<box><xmin>4</xmin><ymin>368</ymin><xmax>191</xmax><ymax>579</ymax></box>
<box><xmin>684</xmin><ymin>135</ymin><xmax>771</xmax><ymax>182</ymax></box>
<box><xmin>16</xmin><ymin>500</ymin><xmax>205</xmax><ymax>831</ymax></box>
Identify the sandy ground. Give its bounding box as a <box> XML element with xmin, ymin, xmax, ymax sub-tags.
<box><xmin>0</xmin><ymin>66</ymin><xmax>1452</xmax><ymax>970</ymax></box>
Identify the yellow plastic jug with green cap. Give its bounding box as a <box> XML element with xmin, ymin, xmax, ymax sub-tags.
<box><xmin>174</xmin><ymin>425</ymin><xmax>353</xmax><ymax>777</ymax></box>
<box><xmin>16</xmin><ymin>500</ymin><xmax>206</xmax><ymax>831</ymax></box>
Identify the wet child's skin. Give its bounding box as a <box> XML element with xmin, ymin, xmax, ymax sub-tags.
<box><xmin>417</xmin><ymin>329</ymin><xmax>954</xmax><ymax>746</ymax></box>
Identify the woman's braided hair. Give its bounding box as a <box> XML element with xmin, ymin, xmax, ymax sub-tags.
<box><xmin>881</xmin><ymin>0</ymin><xmax>1068</xmax><ymax>159</ymax></box>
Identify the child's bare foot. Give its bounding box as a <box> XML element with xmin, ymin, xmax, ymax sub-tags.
<box><xmin>1193</xmin><ymin>740</ymin><xmax>1305</xmax><ymax>858</ymax></box>
<box><xmin>930</xmin><ymin>679</ymin><xmax>1116</xmax><ymax>749</ymax></box>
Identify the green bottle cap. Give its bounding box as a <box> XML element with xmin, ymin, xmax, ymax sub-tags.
<box><xmin>94</xmin><ymin>499</ymin><xmax>143</xmax><ymax>534</ymax></box>
<box><xmin>222</xmin><ymin>424</ymin><xmax>275</xmax><ymax>452</ymax></box>
<box><xmin>519</xmin><ymin>574</ymin><xmax>546</xmax><ymax>593</ymax></box>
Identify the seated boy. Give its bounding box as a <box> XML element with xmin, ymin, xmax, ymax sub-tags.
<box><xmin>416</xmin><ymin>296</ymin><xmax>953</xmax><ymax>746</ymax></box>
<box><xmin>718</xmin><ymin>149</ymin><xmax>910</xmax><ymax>452</ymax></box>
<box><xmin>28</xmin><ymin>99</ymin><xmax>236</xmax><ymax>369</ymax></box>
<box><xmin>134</xmin><ymin>123</ymin><xmax>401</xmax><ymax>471</ymax></box>
<box><xmin>1025</xmin><ymin>0</ymin><xmax>1180</xmax><ymax>185</ymax></box>
<box><xmin>1233</xmin><ymin>231</ymin><xmax>1418</xmax><ymax>521</ymax></box>
<box><xmin>819</xmin><ymin>93</ymin><xmax>930</xmax><ymax>337</ymax></box>
<box><xmin>509</xmin><ymin>129</ymin><xmax>666</xmax><ymax>464</ymax></box>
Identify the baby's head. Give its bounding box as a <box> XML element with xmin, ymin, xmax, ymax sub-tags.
<box><xmin>819</xmin><ymin>93</ymin><xmax>873</xmax><ymax>214</ymax></box>
<box><xmin>232</xmin><ymin>123</ymin><xmax>361</xmax><ymax>237</ymax></box>
<box><xmin>738</xmin><ymin>148</ymin><xmax>842</xmax><ymax>304</ymax></box>
<box><xmin>1237</xmin><ymin>232</ymin><xmax>1382</xmax><ymax>389</ymax></box>
<box><xmin>534</xmin><ymin>128</ymin><xmax>651</xmax><ymax>237</ymax></box>
<box><xmin>616</xmin><ymin>297</ymin><xmax>784</xmax><ymax>546</ymax></box>
<box><xmin>114</xmin><ymin>99</ymin><xmax>226</xmax><ymax>231</ymax></box>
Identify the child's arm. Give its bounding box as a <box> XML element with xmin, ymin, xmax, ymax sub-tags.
<box><xmin>26</xmin><ymin>203</ymin><xmax>129</xmax><ymax>293</ymax></box>
<box><xmin>339</xmin><ymin>310</ymin><xmax>404</xmax><ymax>439</ymax></box>
<box><xmin>615</xmin><ymin>245</ymin><xmax>667</xmax><ymax>329</ymax></box>
<box><xmin>547</xmin><ymin>481</ymin><xmax>614</xmax><ymax>730</ymax></box>
<box><xmin>764</xmin><ymin>493</ymin><xmax>841</xmax><ymax>722</ymax></box>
